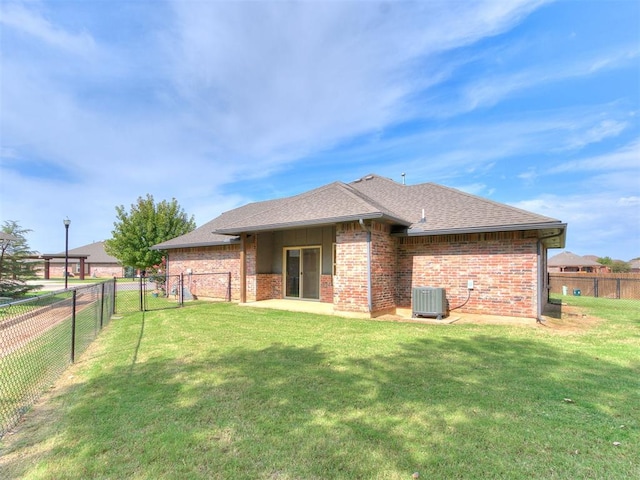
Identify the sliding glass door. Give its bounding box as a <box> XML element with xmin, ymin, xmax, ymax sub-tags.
<box><xmin>284</xmin><ymin>247</ymin><xmax>320</xmax><ymax>300</ymax></box>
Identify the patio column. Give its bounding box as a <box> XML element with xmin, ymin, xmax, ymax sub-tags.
<box><xmin>240</xmin><ymin>233</ymin><xmax>247</xmax><ymax>303</ymax></box>
<box><xmin>44</xmin><ymin>258</ymin><xmax>50</xmax><ymax>279</ymax></box>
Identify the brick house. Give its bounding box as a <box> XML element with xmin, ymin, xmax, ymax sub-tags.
<box><xmin>153</xmin><ymin>174</ymin><xmax>566</xmax><ymax>319</ymax></box>
<box><xmin>547</xmin><ymin>251</ymin><xmax>607</xmax><ymax>273</ymax></box>
<box><xmin>41</xmin><ymin>241</ymin><xmax>124</xmax><ymax>279</ymax></box>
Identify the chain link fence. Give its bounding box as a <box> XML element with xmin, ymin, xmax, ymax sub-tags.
<box><xmin>112</xmin><ymin>274</ymin><xmax>183</xmax><ymax>314</ymax></box>
<box><xmin>113</xmin><ymin>272</ymin><xmax>232</xmax><ymax>314</ymax></box>
<box><xmin>0</xmin><ymin>281</ymin><xmax>115</xmax><ymax>437</ymax></box>
<box><xmin>1</xmin><ymin>272</ymin><xmax>232</xmax><ymax>437</ymax></box>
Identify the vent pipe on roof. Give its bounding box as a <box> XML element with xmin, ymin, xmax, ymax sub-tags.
<box><xmin>401</xmin><ymin>172</ymin><xmax>406</xmax><ymax>185</ymax></box>
<box><xmin>420</xmin><ymin>208</ymin><xmax>426</xmax><ymax>223</ymax></box>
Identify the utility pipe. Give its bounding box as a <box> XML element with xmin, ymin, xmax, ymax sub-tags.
<box><xmin>358</xmin><ymin>219</ymin><xmax>373</xmax><ymax>313</ymax></box>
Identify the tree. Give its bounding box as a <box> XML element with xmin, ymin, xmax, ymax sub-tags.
<box><xmin>597</xmin><ymin>256</ymin><xmax>631</xmax><ymax>273</ymax></box>
<box><xmin>104</xmin><ymin>195</ymin><xmax>196</xmax><ymax>270</ymax></box>
<box><xmin>0</xmin><ymin>220</ymin><xmax>40</xmax><ymax>298</ymax></box>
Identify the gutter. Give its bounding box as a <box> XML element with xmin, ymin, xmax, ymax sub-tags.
<box><xmin>150</xmin><ymin>237</ymin><xmax>240</xmax><ymax>251</ymax></box>
<box><xmin>404</xmin><ymin>222</ymin><xmax>567</xmax><ymax>237</ymax></box>
<box><xmin>359</xmin><ymin>219</ymin><xmax>373</xmax><ymax>313</ymax></box>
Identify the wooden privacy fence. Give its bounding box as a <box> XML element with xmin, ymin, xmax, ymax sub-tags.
<box><xmin>548</xmin><ymin>273</ymin><xmax>640</xmax><ymax>300</ymax></box>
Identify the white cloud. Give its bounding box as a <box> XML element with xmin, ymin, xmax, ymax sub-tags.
<box><xmin>439</xmin><ymin>45</ymin><xmax>640</xmax><ymax>117</ymax></box>
<box><xmin>512</xmin><ymin>192</ymin><xmax>640</xmax><ymax>258</ymax></box>
<box><xmin>548</xmin><ymin>138</ymin><xmax>640</xmax><ymax>174</ymax></box>
<box><xmin>517</xmin><ymin>168</ymin><xmax>538</xmax><ymax>183</ymax></box>
<box><xmin>562</xmin><ymin>120</ymin><xmax>628</xmax><ymax>150</ymax></box>
<box><xmin>618</xmin><ymin>196</ymin><xmax>640</xmax><ymax>207</ymax></box>
<box><xmin>163</xmin><ymin>0</ymin><xmax>553</xmax><ymax>166</ymax></box>
<box><xmin>0</xmin><ymin>2</ymin><xmax>96</xmax><ymax>55</ymax></box>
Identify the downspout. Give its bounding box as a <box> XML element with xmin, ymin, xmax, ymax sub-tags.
<box><xmin>536</xmin><ymin>230</ymin><xmax>565</xmax><ymax>323</ymax></box>
<box><xmin>359</xmin><ymin>219</ymin><xmax>372</xmax><ymax>313</ymax></box>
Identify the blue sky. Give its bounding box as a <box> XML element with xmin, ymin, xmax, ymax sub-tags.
<box><xmin>1</xmin><ymin>0</ymin><xmax>639</xmax><ymax>260</ymax></box>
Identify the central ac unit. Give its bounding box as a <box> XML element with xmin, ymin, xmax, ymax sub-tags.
<box><xmin>412</xmin><ymin>287</ymin><xmax>449</xmax><ymax>319</ymax></box>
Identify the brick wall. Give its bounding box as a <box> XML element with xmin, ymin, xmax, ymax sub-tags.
<box><xmin>168</xmin><ymin>244</ymin><xmax>242</xmax><ymax>301</ymax></box>
<box><xmin>333</xmin><ymin>222</ymin><xmax>370</xmax><ymax>313</ymax></box>
<box><xmin>245</xmin><ymin>237</ymin><xmax>257</xmax><ymax>302</ymax></box>
<box><xmin>397</xmin><ymin>233</ymin><xmax>540</xmax><ymax>318</ymax></box>
<box><xmin>256</xmin><ymin>274</ymin><xmax>282</xmax><ymax>301</ymax></box>
<box><xmin>165</xmin><ymin>228</ymin><xmax>541</xmax><ymax>319</ymax></box>
<box><xmin>370</xmin><ymin>222</ymin><xmax>397</xmax><ymax>314</ymax></box>
<box><xmin>320</xmin><ymin>274</ymin><xmax>333</xmax><ymax>303</ymax></box>
<box><xmin>186</xmin><ymin>273</ymin><xmax>232</xmax><ymax>300</ymax></box>
<box><xmin>45</xmin><ymin>263</ymin><xmax>123</xmax><ymax>279</ymax></box>
<box><xmin>333</xmin><ymin>221</ymin><xmax>398</xmax><ymax>315</ymax></box>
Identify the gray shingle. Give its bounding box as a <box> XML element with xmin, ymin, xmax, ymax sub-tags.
<box><xmin>349</xmin><ymin>174</ymin><xmax>562</xmax><ymax>234</ymax></box>
<box><xmin>548</xmin><ymin>251</ymin><xmax>602</xmax><ymax>267</ymax></box>
<box><xmin>153</xmin><ymin>173</ymin><xmax>565</xmax><ymax>248</ymax></box>
<box><xmin>49</xmin><ymin>241</ymin><xmax>119</xmax><ymax>264</ymax></box>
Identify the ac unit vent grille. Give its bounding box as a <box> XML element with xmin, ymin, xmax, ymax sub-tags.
<box><xmin>412</xmin><ymin>287</ymin><xmax>449</xmax><ymax>319</ymax></box>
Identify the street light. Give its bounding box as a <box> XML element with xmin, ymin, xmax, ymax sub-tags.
<box><xmin>63</xmin><ymin>218</ymin><xmax>70</xmax><ymax>289</ymax></box>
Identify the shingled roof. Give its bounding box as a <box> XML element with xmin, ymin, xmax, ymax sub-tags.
<box><xmin>548</xmin><ymin>251</ymin><xmax>602</xmax><ymax>268</ymax></box>
<box><xmin>154</xmin><ymin>174</ymin><xmax>566</xmax><ymax>249</ymax></box>
<box><xmin>48</xmin><ymin>241</ymin><xmax>120</xmax><ymax>264</ymax></box>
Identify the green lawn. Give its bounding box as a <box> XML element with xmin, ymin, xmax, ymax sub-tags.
<box><xmin>1</xmin><ymin>298</ymin><xmax>638</xmax><ymax>479</ymax></box>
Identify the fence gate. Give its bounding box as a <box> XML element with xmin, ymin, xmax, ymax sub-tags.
<box><xmin>114</xmin><ymin>274</ymin><xmax>182</xmax><ymax>313</ymax></box>
<box><xmin>142</xmin><ymin>273</ymin><xmax>183</xmax><ymax>311</ymax></box>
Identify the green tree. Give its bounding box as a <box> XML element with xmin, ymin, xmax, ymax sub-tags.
<box><xmin>597</xmin><ymin>256</ymin><xmax>631</xmax><ymax>273</ymax></box>
<box><xmin>0</xmin><ymin>220</ymin><xmax>40</xmax><ymax>297</ymax></box>
<box><xmin>105</xmin><ymin>195</ymin><xmax>196</xmax><ymax>270</ymax></box>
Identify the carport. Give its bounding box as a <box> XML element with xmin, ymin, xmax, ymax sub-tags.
<box><xmin>36</xmin><ymin>254</ymin><xmax>89</xmax><ymax>280</ymax></box>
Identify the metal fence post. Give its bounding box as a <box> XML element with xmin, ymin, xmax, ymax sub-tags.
<box><xmin>100</xmin><ymin>281</ymin><xmax>105</xmax><ymax>329</ymax></box>
<box><xmin>228</xmin><ymin>271</ymin><xmax>232</xmax><ymax>302</ymax></box>
<box><xmin>71</xmin><ymin>289</ymin><xmax>77</xmax><ymax>363</ymax></box>
<box><xmin>139</xmin><ymin>272</ymin><xmax>144</xmax><ymax>312</ymax></box>
<box><xmin>180</xmin><ymin>273</ymin><xmax>184</xmax><ymax>306</ymax></box>
<box><xmin>113</xmin><ymin>276</ymin><xmax>117</xmax><ymax>314</ymax></box>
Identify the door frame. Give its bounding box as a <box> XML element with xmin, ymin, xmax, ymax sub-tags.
<box><xmin>283</xmin><ymin>246</ymin><xmax>322</xmax><ymax>300</ymax></box>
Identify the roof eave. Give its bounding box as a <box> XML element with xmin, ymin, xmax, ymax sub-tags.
<box><xmin>403</xmin><ymin>222</ymin><xmax>567</xmax><ymax>247</ymax></box>
<box><xmin>151</xmin><ymin>237</ymin><xmax>240</xmax><ymax>250</ymax></box>
<box><xmin>215</xmin><ymin>213</ymin><xmax>411</xmax><ymax>234</ymax></box>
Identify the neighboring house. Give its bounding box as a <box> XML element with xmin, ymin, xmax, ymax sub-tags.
<box><xmin>153</xmin><ymin>174</ymin><xmax>566</xmax><ymax>319</ymax></box>
<box><xmin>40</xmin><ymin>241</ymin><xmax>124</xmax><ymax>279</ymax></box>
<box><xmin>630</xmin><ymin>259</ymin><xmax>640</xmax><ymax>273</ymax></box>
<box><xmin>547</xmin><ymin>251</ymin><xmax>606</xmax><ymax>273</ymax></box>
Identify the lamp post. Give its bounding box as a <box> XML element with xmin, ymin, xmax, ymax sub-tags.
<box><xmin>63</xmin><ymin>218</ymin><xmax>70</xmax><ymax>289</ymax></box>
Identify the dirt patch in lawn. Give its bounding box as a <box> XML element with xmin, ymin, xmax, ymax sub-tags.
<box><xmin>381</xmin><ymin>302</ymin><xmax>601</xmax><ymax>334</ymax></box>
<box><xmin>536</xmin><ymin>302</ymin><xmax>601</xmax><ymax>334</ymax></box>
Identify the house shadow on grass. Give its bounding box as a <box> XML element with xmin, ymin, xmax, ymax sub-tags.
<box><xmin>2</xmin><ymin>317</ymin><xmax>638</xmax><ymax>479</ymax></box>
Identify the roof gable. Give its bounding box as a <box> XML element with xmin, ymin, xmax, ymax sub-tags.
<box><xmin>214</xmin><ymin>181</ymin><xmax>409</xmax><ymax>234</ymax></box>
<box><xmin>349</xmin><ymin>174</ymin><xmax>563</xmax><ymax>233</ymax></box>
<box><xmin>153</xmin><ymin>173</ymin><xmax>566</xmax><ymax>249</ymax></box>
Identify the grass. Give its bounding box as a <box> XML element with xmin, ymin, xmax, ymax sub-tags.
<box><xmin>0</xmin><ymin>291</ymin><xmax>107</xmax><ymax>434</ymax></box>
<box><xmin>1</xmin><ymin>298</ymin><xmax>638</xmax><ymax>479</ymax></box>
